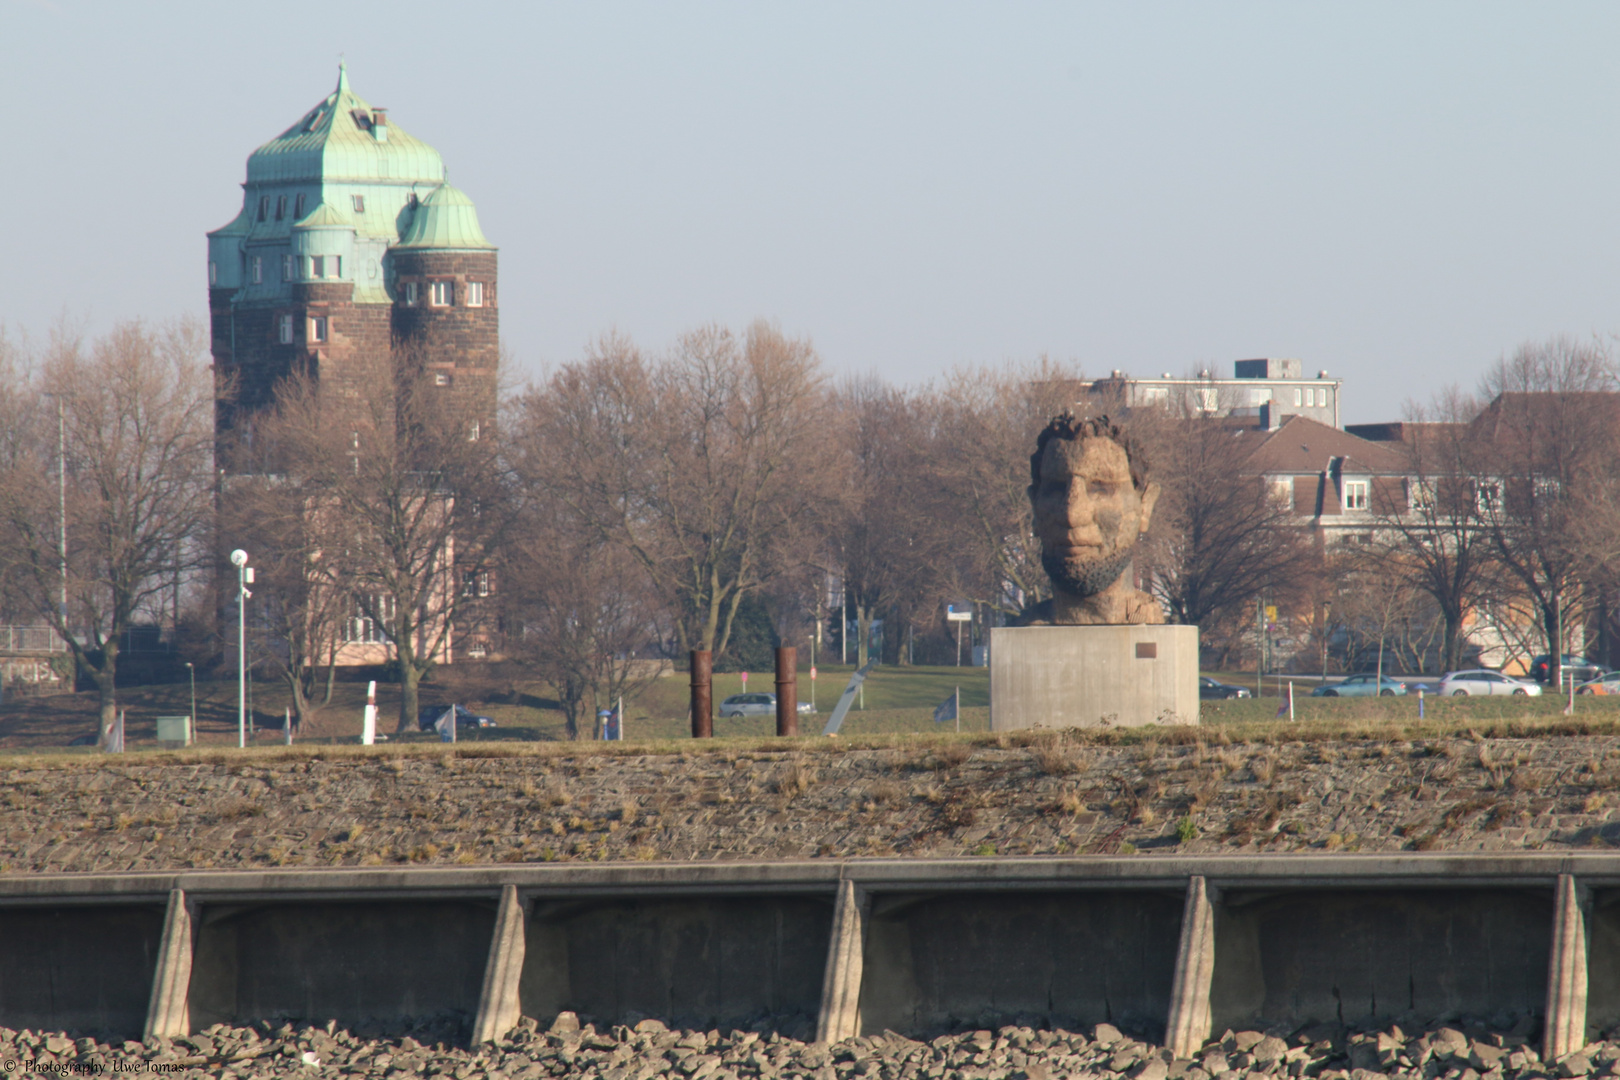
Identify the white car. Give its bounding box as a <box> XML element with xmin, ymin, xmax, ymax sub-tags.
<box><xmin>1437</xmin><ymin>670</ymin><xmax>1542</xmax><ymax>696</ymax></box>
<box><xmin>718</xmin><ymin>693</ymin><xmax>816</xmax><ymax>718</ymax></box>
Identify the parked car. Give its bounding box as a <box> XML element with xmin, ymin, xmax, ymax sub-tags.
<box><xmin>1576</xmin><ymin>673</ymin><xmax>1620</xmax><ymax>696</ymax></box>
<box><xmin>1529</xmin><ymin>654</ymin><xmax>1608</xmax><ymax>684</ymax></box>
<box><xmin>718</xmin><ymin>693</ymin><xmax>815</xmax><ymax>718</ymax></box>
<box><xmin>1437</xmin><ymin>670</ymin><xmax>1542</xmax><ymax>696</ymax></box>
<box><xmin>1310</xmin><ymin>674</ymin><xmax>1408</xmax><ymax>697</ymax></box>
<box><xmin>1198</xmin><ymin>677</ymin><xmax>1251</xmax><ymax>700</ymax></box>
<box><xmin>418</xmin><ymin>704</ymin><xmax>497</xmax><ymax>732</ymax></box>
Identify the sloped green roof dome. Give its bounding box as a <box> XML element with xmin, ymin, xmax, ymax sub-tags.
<box><xmin>395</xmin><ymin>184</ymin><xmax>495</xmax><ymax>250</ymax></box>
<box><xmin>292</xmin><ymin>200</ymin><xmax>352</xmax><ymax>229</ymax></box>
<box><xmin>246</xmin><ymin>66</ymin><xmax>444</xmax><ymax>185</ymax></box>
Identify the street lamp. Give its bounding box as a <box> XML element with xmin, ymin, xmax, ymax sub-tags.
<box><xmin>229</xmin><ymin>549</ymin><xmax>253</xmax><ymax>749</ymax></box>
<box><xmin>1321</xmin><ymin>600</ymin><xmax>1333</xmax><ymax>682</ymax></box>
<box><xmin>184</xmin><ymin>661</ymin><xmax>196</xmax><ymax>746</ymax></box>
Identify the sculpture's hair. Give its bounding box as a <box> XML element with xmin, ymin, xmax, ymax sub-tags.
<box><xmin>1029</xmin><ymin>412</ymin><xmax>1149</xmax><ymax>491</ymax></box>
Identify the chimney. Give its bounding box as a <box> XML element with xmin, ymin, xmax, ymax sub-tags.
<box><xmin>371</xmin><ymin>108</ymin><xmax>388</xmax><ymax>142</ymax></box>
<box><xmin>1260</xmin><ymin>402</ymin><xmax>1282</xmax><ymax>430</ymax></box>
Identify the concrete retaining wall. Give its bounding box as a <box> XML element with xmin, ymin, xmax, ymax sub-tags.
<box><xmin>1</xmin><ymin>856</ymin><xmax>1617</xmax><ymax>1056</ymax></box>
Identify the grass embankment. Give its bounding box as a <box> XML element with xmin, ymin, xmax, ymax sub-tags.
<box><xmin>2</xmin><ymin>658</ymin><xmax>1614</xmax><ymax>754</ymax></box>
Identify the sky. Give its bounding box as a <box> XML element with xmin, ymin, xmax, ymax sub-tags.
<box><xmin>3</xmin><ymin>2</ymin><xmax>1620</xmax><ymax>423</ymax></box>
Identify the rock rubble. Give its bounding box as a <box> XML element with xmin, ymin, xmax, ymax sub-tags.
<box><xmin>4</xmin><ymin>1014</ymin><xmax>1618</xmax><ymax>1080</ymax></box>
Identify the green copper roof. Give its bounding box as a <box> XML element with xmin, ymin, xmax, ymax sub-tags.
<box><xmin>207</xmin><ymin>206</ymin><xmax>251</xmax><ymax>240</ymax></box>
<box><xmin>292</xmin><ymin>200</ymin><xmax>352</xmax><ymax>229</ymax></box>
<box><xmin>395</xmin><ymin>184</ymin><xmax>496</xmax><ymax>250</ymax></box>
<box><xmin>246</xmin><ymin>65</ymin><xmax>445</xmax><ymax>185</ymax></box>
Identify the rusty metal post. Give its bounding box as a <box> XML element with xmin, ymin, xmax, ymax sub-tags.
<box><xmin>690</xmin><ymin>650</ymin><xmax>713</xmax><ymax>738</ymax></box>
<box><xmin>775</xmin><ymin>646</ymin><xmax>798</xmax><ymax>737</ymax></box>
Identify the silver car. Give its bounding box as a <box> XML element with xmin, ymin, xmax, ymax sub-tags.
<box><xmin>718</xmin><ymin>692</ymin><xmax>815</xmax><ymax>718</ymax></box>
<box><xmin>1436</xmin><ymin>669</ymin><xmax>1542</xmax><ymax>696</ymax></box>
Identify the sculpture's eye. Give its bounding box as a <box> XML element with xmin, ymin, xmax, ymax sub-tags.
<box><xmin>1088</xmin><ymin>480</ymin><xmax>1113</xmax><ymax>496</ymax></box>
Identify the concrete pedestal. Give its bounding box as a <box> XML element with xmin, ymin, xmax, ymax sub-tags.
<box><xmin>990</xmin><ymin>624</ymin><xmax>1199</xmax><ymax>730</ymax></box>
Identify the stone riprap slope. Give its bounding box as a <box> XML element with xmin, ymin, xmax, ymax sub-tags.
<box><xmin>5</xmin><ymin>730</ymin><xmax>1620</xmax><ymax>872</ymax></box>
<box><xmin>1</xmin><ymin>1014</ymin><xmax>1605</xmax><ymax>1080</ymax></box>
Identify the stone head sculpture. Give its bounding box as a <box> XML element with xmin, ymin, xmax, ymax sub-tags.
<box><xmin>1019</xmin><ymin>412</ymin><xmax>1163</xmax><ymax>626</ymax></box>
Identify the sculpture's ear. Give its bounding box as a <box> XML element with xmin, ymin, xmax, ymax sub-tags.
<box><xmin>1138</xmin><ymin>481</ymin><xmax>1160</xmax><ymax>531</ymax></box>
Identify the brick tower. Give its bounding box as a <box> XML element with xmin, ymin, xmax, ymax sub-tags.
<box><xmin>207</xmin><ymin>65</ymin><xmax>498</xmax><ymax>457</ymax></box>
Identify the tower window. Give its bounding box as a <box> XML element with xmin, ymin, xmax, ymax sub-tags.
<box><xmin>329</xmin><ymin>256</ymin><xmax>342</xmax><ymax>279</ymax></box>
<box><xmin>257</xmin><ymin>196</ymin><xmax>268</xmax><ymax>222</ymax></box>
<box><xmin>279</xmin><ymin>314</ymin><xmax>293</xmax><ymax>344</ymax></box>
<box><xmin>429</xmin><ymin>281</ymin><xmax>451</xmax><ymax>306</ymax></box>
<box><xmin>310</xmin><ymin>256</ymin><xmax>324</xmax><ymax>279</ymax></box>
<box><xmin>466</xmin><ymin>282</ymin><xmax>484</xmax><ymax>307</ymax></box>
<box><xmin>403</xmin><ymin>282</ymin><xmax>418</xmax><ymax>306</ymax></box>
<box><xmin>309</xmin><ymin>316</ymin><xmax>328</xmax><ymax>343</ymax></box>
<box><xmin>209</xmin><ymin>261</ymin><xmax>218</xmax><ymax>286</ymax></box>
<box><xmin>295</xmin><ymin>193</ymin><xmax>306</xmax><ymax>218</ymax></box>
<box><xmin>276</xmin><ymin>195</ymin><xmax>287</xmax><ymax>221</ymax></box>
<box><xmin>282</xmin><ymin>254</ymin><xmax>293</xmax><ymax>281</ymax></box>
<box><xmin>434</xmin><ymin>372</ymin><xmax>450</xmax><ymax>386</ymax></box>
<box><xmin>251</xmin><ymin>256</ymin><xmax>263</xmax><ymax>284</ymax></box>
<box><xmin>352</xmin><ymin>195</ymin><xmax>366</xmax><ymax>213</ymax></box>
<box><xmin>468</xmin><ymin>420</ymin><xmax>480</xmax><ymax>442</ymax></box>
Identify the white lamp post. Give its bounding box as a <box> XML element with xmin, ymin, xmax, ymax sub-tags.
<box><xmin>184</xmin><ymin>661</ymin><xmax>196</xmax><ymax>745</ymax></box>
<box><xmin>229</xmin><ymin>549</ymin><xmax>253</xmax><ymax>748</ymax></box>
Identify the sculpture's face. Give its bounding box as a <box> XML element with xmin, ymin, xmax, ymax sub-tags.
<box><xmin>1030</xmin><ymin>435</ymin><xmax>1159</xmax><ymax>597</ymax></box>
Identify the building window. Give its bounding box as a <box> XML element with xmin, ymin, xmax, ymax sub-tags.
<box><xmin>310</xmin><ymin>255</ymin><xmax>325</xmax><ymax>279</ymax></box>
<box><xmin>1194</xmin><ymin>388</ymin><xmax>1217</xmax><ymax>412</ymax></box>
<box><xmin>257</xmin><ymin>196</ymin><xmax>269</xmax><ymax>222</ymax></box>
<box><xmin>1293</xmin><ymin>388</ymin><xmax>1303</xmax><ymax>407</ymax></box>
<box><xmin>251</xmin><ymin>256</ymin><xmax>263</xmax><ymax>284</ymax></box>
<box><xmin>309</xmin><ymin>316</ymin><xmax>328</xmax><ymax>343</ymax></box>
<box><xmin>295</xmin><ymin>193</ymin><xmax>306</xmax><ymax>218</ymax></box>
<box><xmin>209</xmin><ymin>261</ymin><xmax>218</xmax><ymax>286</ymax></box>
<box><xmin>429</xmin><ymin>281</ymin><xmax>451</xmax><ymax>306</ymax></box>
<box><xmin>278</xmin><ymin>314</ymin><xmax>293</xmax><ymax>344</ymax></box>
<box><xmin>1343</xmin><ymin>480</ymin><xmax>1368</xmax><ymax>511</ymax></box>
<box><xmin>468</xmin><ymin>420</ymin><xmax>481</xmax><ymax>442</ymax></box>
<box><xmin>352</xmin><ymin>195</ymin><xmax>366</xmax><ymax>213</ymax></box>
<box><xmin>1271</xmin><ymin>478</ymin><xmax>1294</xmax><ymax>511</ymax></box>
<box><xmin>282</xmin><ymin>254</ymin><xmax>293</xmax><ymax>281</ymax></box>
<box><xmin>466</xmin><ymin>281</ymin><xmax>484</xmax><ymax>307</ymax></box>
<box><xmin>404</xmin><ymin>282</ymin><xmax>418</xmax><ymax>306</ymax></box>
<box><xmin>345</xmin><ymin>595</ymin><xmax>395</xmax><ymax>645</ymax></box>
<box><xmin>434</xmin><ymin>371</ymin><xmax>450</xmax><ymax>386</ymax></box>
<box><xmin>462</xmin><ymin>570</ymin><xmax>491</xmax><ymax>598</ymax></box>
<box><xmin>1406</xmin><ymin>478</ymin><xmax>1432</xmax><ymax>512</ymax></box>
<box><xmin>329</xmin><ymin>256</ymin><xmax>341</xmax><ymax>278</ymax></box>
<box><xmin>276</xmin><ymin>195</ymin><xmax>287</xmax><ymax>221</ymax></box>
<box><xmin>1317</xmin><ymin>388</ymin><xmax>1328</xmax><ymax>407</ymax></box>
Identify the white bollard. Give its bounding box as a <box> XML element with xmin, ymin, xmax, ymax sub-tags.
<box><xmin>361</xmin><ymin>680</ymin><xmax>377</xmax><ymax>746</ymax></box>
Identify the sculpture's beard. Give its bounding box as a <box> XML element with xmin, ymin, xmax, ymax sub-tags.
<box><xmin>1041</xmin><ymin>544</ymin><xmax>1135</xmax><ymax>599</ymax></box>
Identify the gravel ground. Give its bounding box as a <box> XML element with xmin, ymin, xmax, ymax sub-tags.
<box><xmin>6</xmin><ymin>730</ymin><xmax>1620</xmax><ymax>872</ymax></box>
<box><xmin>4</xmin><ymin>1013</ymin><xmax>1614</xmax><ymax>1080</ymax></box>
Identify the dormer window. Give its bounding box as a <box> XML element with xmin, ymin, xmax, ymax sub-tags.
<box><xmin>429</xmin><ymin>281</ymin><xmax>451</xmax><ymax>306</ymax></box>
<box><xmin>257</xmin><ymin>196</ymin><xmax>269</xmax><ymax>222</ymax></box>
<box><xmin>351</xmin><ymin>195</ymin><xmax>366</xmax><ymax>214</ymax></box>
<box><xmin>1343</xmin><ymin>480</ymin><xmax>1368</xmax><ymax>511</ymax></box>
<box><xmin>295</xmin><ymin>193</ymin><xmax>306</xmax><ymax>218</ymax></box>
<box><xmin>251</xmin><ymin>256</ymin><xmax>263</xmax><ymax>284</ymax></box>
<box><xmin>275</xmin><ymin>195</ymin><xmax>287</xmax><ymax>221</ymax></box>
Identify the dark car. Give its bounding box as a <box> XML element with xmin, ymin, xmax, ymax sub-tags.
<box><xmin>1529</xmin><ymin>654</ymin><xmax>1607</xmax><ymax>684</ymax></box>
<box><xmin>1198</xmin><ymin>677</ymin><xmax>1251</xmax><ymax>700</ymax></box>
<box><xmin>418</xmin><ymin>705</ymin><xmax>497</xmax><ymax>733</ymax></box>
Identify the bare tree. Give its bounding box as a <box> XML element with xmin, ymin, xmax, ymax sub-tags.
<box><xmin>932</xmin><ymin>357</ymin><xmax>1087</xmax><ymax>618</ymax></box>
<box><xmin>830</xmin><ymin>377</ymin><xmax>952</xmax><ymax>667</ymax></box>
<box><xmin>257</xmin><ymin>355</ymin><xmax>512</xmax><ymax>733</ymax></box>
<box><xmin>516</xmin><ymin>322</ymin><xmax>833</xmax><ymax>663</ymax></box>
<box><xmin>500</xmin><ymin>501</ymin><xmax>667</xmax><ymax>739</ymax></box>
<box><xmin>1134</xmin><ymin>403</ymin><xmax>1314</xmax><ymax>632</ymax></box>
<box><xmin>0</xmin><ymin>320</ymin><xmax>214</xmax><ymax>745</ymax></box>
<box><xmin>1367</xmin><ymin>388</ymin><xmax>1496</xmax><ymax>673</ymax></box>
<box><xmin>1474</xmin><ymin>337</ymin><xmax>1620</xmax><ymax>689</ymax></box>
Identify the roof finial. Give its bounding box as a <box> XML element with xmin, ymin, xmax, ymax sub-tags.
<box><xmin>336</xmin><ymin>58</ymin><xmax>349</xmax><ymax>94</ymax></box>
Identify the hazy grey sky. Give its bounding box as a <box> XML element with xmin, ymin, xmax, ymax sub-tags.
<box><xmin>4</xmin><ymin>1</ymin><xmax>1619</xmax><ymax>422</ymax></box>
